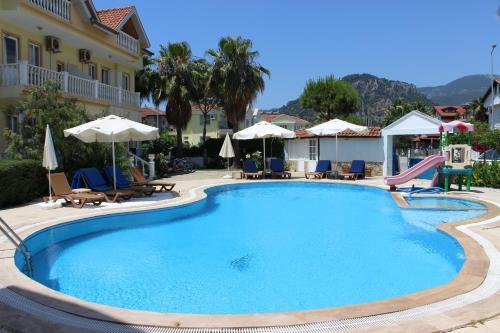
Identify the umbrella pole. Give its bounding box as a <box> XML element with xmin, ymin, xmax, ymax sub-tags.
<box><xmin>263</xmin><ymin>138</ymin><xmax>266</xmax><ymax>173</ymax></box>
<box><xmin>335</xmin><ymin>133</ymin><xmax>338</xmax><ymax>171</ymax></box>
<box><xmin>48</xmin><ymin>169</ymin><xmax>52</xmax><ymax>202</ymax></box>
<box><xmin>112</xmin><ymin>133</ymin><xmax>116</xmax><ymax>190</ymax></box>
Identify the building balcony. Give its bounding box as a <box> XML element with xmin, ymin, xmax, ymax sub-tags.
<box><xmin>117</xmin><ymin>31</ymin><xmax>139</xmax><ymax>54</ymax></box>
<box><xmin>0</xmin><ymin>62</ymin><xmax>140</xmax><ymax>108</ymax></box>
<box><xmin>28</xmin><ymin>0</ymin><xmax>71</xmax><ymax>21</ymax></box>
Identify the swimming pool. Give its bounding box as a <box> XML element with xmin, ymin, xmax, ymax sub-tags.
<box><xmin>406</xmin><ymin>197</ymin><xmax>486</xmax><ymax>209</ymax></box>
<box><xmin>17</xmin><ymin>182</ymin><xmax>486</xmax><ymax>314</ymax></box>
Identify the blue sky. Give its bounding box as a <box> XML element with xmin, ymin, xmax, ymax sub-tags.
<box><xmin>95</xmin><ymin>0</ymin><xmax>499</xmax><ymax>109</ymax></box>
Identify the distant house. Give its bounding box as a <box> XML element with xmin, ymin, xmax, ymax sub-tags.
<box><xmin>260</xmin><ymin>112</ymin><xmax>309</xmax><ymax>131</ymax></box>
<box><xmin>433</xmin><ymin>105</ymin><xmax>469</xmax><ymax>122</ymax></box>
<box><xmin>480</xmin><ymin>78</ymin><xmax>500</xmax><ymax>129</ymax></box>
<box><xmin>141</xmin><ymin>107</ymin><xmax>169</xmax><ymax>131</ymax></box>
<box><xmin>284</xmin><ymin>126</ymin><xmax>383</xmax><ymax>175</ymax></box>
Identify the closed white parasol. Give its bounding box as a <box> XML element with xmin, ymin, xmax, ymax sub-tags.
<box><xmin>233</xmin><ymin>121</ymin><xmax>295</xmax><ymax>171</ymax></box>
<box><xmin>42</xmin><ymin>124</ymin><xmax>58</xmax><ymax>203</ymax></box>
<box><xmin>219</xmin><ymin>133</ymin><xmax>235</xmax><ymax>178</ymax></box>
<box><xmin>64</xmin><ymin>115</ymin><xmax>159</xmax><ymax>189</ymax></box>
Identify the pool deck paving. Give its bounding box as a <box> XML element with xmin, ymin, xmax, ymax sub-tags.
<box><xmin>0</xmin><ymin>170</ymin><xmax>499</xmax><ymax>333</ymax></box>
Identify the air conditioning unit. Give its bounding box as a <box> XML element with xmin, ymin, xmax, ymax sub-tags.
<box><xmin>45</xmin><ymin>36</ymin><xmax>61</xmax><ymax>53</ymax></box>
<box><xmin>79</xmin><ymin>49</ymin><xmax>91</xmax><ymax>63</ymax></box>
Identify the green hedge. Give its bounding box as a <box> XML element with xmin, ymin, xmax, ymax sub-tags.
<box><xmin>0</xmin><ymin>160</ymin><xmax>47</xmax><ymax>208</ymax></box>
<box><xmin>472</xmin><ymin>161</ymin><xmax>499</xmax><ymax>189</ymax></box>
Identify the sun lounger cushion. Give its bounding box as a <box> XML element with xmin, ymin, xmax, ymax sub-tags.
<box><xmin>80</xmin><ymin>168</ymin><xmax>112</xmax><ymax>192</ymax></box>
<box><xmin>315</xmin><ymin>160</ymin><xmax>331</xmax><ymax>173</ymax></box>
<box><xmin>243</xmin><ymin>160</ymin><xmax>259</xmax><ymax>173</ymax></box>
<box><xmin>103</xmin><ymin>166</ymin><xmax>131</xmax><ymax>189</ymax></box>
<box><xmin>349</xmin><ymin>160</ymin><xmax>365</xmax><ymax>175</ymax></box>
<box><xmin>270</xmin><ymin>158</ymin><xmax>285</xmax><ymax>173</ymax></box>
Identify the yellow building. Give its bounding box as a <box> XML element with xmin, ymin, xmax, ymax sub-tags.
<box><xmin>0</xmin><ymin>0</ymin><xmax>150</xmax><ymax>156</ymax></box>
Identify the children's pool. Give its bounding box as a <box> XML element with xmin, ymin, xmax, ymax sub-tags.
<box><xmin>18</xmin><ymin>182</ymin><xmax>486</xmax><ymax>314</ymax></box>
<box><xmin>406</xmin><ymin>196</ymin><xmax>486</xmax><ymax>209</ymax></box>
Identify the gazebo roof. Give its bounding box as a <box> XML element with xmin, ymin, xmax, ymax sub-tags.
<box><xmin>382</xmin><ymin>110</ymin><xmax>442</xmax><ymax>136</ymax></box>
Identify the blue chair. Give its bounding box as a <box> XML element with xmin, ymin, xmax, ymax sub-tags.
<box><xmin>242</xmin><ymin>160</ymin><xmax>262</xmax><ymax>179</ymax></box>
<box><xmin>305</xmin><ymin>160</ymin><xmax>331</xmax><ymax>179</ymax></box>
<box><xmin>79</xmin><ymin>167</ymin><xmax>134</xmax><ymax>201</ymax></box>
<box><xmin>103</xmin><ymin>166</ymin><xmax>154</xmax><ymax>196</ymax></box>
<box><xmin>348</xmin><ymin>160</ymin><xmax>366</xmax><ymax>180</ymax></box>
<box><xmin>270</xmin><ymin>158</ymin><xmax>291</xmax><ymax>179</ymax></box>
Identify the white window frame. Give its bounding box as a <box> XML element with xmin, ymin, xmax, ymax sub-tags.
<box><xmin>8</xmin><ymin>114</ymin><xmax>19</xmax><ymax>133</ymax></box>
<box><xmin>28</xmin><ymin>42</ymin><xmax>41</xmax><ymax>66</ymax></box>
<box><xmin>2</xmin><ymin>34</ymin><xmax>18</xmax><ymax>64</ymax></box>
<box><xmin>121</xmin><ymin>72</ymin><xmax>130</xmax><ymax>90</ymax></box>
<box><xmin>101</xmin><ymin>67</ymin><xmax>110</xmax><ymax>85</ymax></box>
<box><xmin>88</xmin><ymin>63</ymin><xmax>97</xmax><ymax>80</ymax></box>
<box><xmin>309</xmin><ymin>139</ymin><xmax>318</xmax><ymax>160</ymax></box>
<box><xmin>56</xmin><ymin>61</ymin><xmax>65</xmax><ymax>72</ymax></box>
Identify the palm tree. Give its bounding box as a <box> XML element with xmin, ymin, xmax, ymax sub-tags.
<box><xmin>135</xmin><ymin>55</ymin><xmax>156</xmax><ymax>103</ymax></box>
<box><xmin>191</xmin><ymin>59</ymin><xmax>221</xmax><ymax>144</ymax></box>
<box><xmin>207</xmin><ymin>36</ymin><xmax>270</xmax><ymax>164</ymax></box>
<box><xmin>157</xmin><ymin>42</ymin><xmax>194</xmax><ymax>155</ymax></box>
<box><xmin>135</xmin><ymin>55</ymin><xmax>166</xmax><ymax>130</ymax></box>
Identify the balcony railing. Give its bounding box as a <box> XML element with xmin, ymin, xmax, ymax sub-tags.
<box><xmin>0</xmin><ymin>62</ymin><xmax>140</xmax><ymax>107</ymax></box>
<box><xmin>117</xmin><ymin>31</ymin><xmax>139</xmax><ymax>54</ymax></box>
<box><xmin>28</xmin><ymin>0</ymin><xmax>71</xmax><ymax>21</ymax></box>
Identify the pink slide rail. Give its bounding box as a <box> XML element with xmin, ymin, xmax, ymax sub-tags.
<box><xmin>384</xmin><ymin>154</ymin><xmax>445</xmax><ymax>186</ymax></box>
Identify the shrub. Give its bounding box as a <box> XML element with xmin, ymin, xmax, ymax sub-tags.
<box><xmin>472</xmin><ymin>161</ymin><xmax>499</xmax><ymax>188</ymax></box>
<box><xmin>0</xmin><ymin>160</ymin><xmax>47</xmax><ymax>208</ymax></box>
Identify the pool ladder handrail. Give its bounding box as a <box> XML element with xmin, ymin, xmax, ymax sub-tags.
<box><xmin>0</xmin><ymin>217</ymin><xmax>32</xmax><ymax>277</ymax></box>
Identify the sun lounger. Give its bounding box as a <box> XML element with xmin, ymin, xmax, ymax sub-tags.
<box><xmin>305</xmin><ymin>160</ymin><xmax>331</xmax><ymax>179</ymax></box>
<box><xmin>241</xmin><ymin>160</ymin><xmax>263</xmax><ymax>179</ymax></box>
<box><xmin>341</xmin><ymin>160</ymin><xmax>365</xmax><ymax>180</ymax></box>
<box><xmin>79</xmin><ymin>168</ymin><xmax>135</xmax><ymax>202</ymax></box>
<box><xmin>129</xmin><ymin>166</ymin><xmax>176</xmax><ymax>192</ymax></box>
<box><xmin>103</xmin><ymin>166</ymin><xmax>155</xmax><ymax>196</ymax></box>
<box><xmin>43</xmin><ymin>172</ymin><xmax>106</xmax><ymax>208</ymax></box>
<box><xmin>270</xmin><ymin>158</ymin><xmax>291</xmax><ymax>179</ymax></box>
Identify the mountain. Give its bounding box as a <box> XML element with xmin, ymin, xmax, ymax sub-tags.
<box><xmin>418</xmin><ymin>74</ymin><xmax>493</xmax><ymax>105</ymax></box>
<box><xmin>342</xmin><ymin>74</ymin><xmax>433</xmax><ymax>122</ymax></box>
<box><xmin>263</xmin><ymin>74</ymin><xmax>433</xmax><ymax>125</ymax></box>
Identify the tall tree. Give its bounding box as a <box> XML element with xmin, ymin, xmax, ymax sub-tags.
<box><xmin>469</xmin><ymin>98</ymin><xmax>488</xmax><ymax>123</ymax></box>
<box><xmin>207</xmin><ymin>36</ymin><xmax>270</xmax><ymax>164</ymax></box>
<box><xmin>157</xmin><ymin>42</ymin><xmax>194</xmax><ymax>155</ymax></box>
<box><xmin>299</xmin><ymin>75</ymin><xmax>361</xmax><ymax>122</ymax></box>
<box><xmin>381</xmin><ymin>99</ymin><xmax>432</xmax><ymax>127</ymax></box>
<box><xmin>191</xmin><ymin>59</ymin><xmax>221</xmax><ymax>144</ymax></box>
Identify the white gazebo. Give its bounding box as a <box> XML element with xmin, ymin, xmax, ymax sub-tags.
<box><xmin>381</xmin><ymin>110</ymin><xmax>442</xmax><ymax>176</ymax></box>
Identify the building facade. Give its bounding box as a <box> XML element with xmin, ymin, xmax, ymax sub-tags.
<box><xmin>259</xmin><ymin>112</ymin><xmax>309</xmax><ymax>131</ymax></box>
<box><xmin>481</xmin><ymin>78</ymin><xmax>500</xmax><ymax>129</ymax></box>
<box><xmin>284</xmin><ymin>127</ymin><xmax>383</xmax><ymax>175</ymax></box>
<box><xmin>433</xmin><ymin>105</ymin><xmax>469</xmax><ymax>122</ymax></box>
<box><xmin>0</xmin><ymin>0</ymin><xmax>150</xmax><ymax>155</ymax></box>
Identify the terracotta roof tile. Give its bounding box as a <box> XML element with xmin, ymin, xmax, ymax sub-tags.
<box><xmin>433</xmin><ymin>105</ymin><xmax>468</xmax><ymax>118</ymax></box>
<box><xmin>261</xmin><ymin>113</ymin><xmax>309</xmax><ymax>125</ymax></box>
<box><xmin>294</xmin><ymin>127</ymin><xmax>381</xmax><ymax>138</ymax></box>
<box><xmin>141</xmin><ymin>107</ymin><xmax>165</xmax><ymax>118</ymax></box>
<box><xmin>96</xmin><ymin>6</ymin><xmax>133</xmax><ymax>30</ymax></box>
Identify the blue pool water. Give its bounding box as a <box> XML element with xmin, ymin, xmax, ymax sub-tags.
<box><xmin>19</xmin><ymin>183</ymin><xmax>486</xmax><ymax>314</ymax></box>
<box><xmin>406</xmin><ymin>197</ymin><xmax>486</xmax><ymax>209</ymax></box>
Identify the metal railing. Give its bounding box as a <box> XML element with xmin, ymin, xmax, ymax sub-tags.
<box><xmin>128</xmin><ymin>151</ymin><xmax>155</xmax><ymax>179</ymax></box>
<box><xmin>0</xmin><ymin>217</ymin><xmax>32</xmax><ymax>277</ymax></box>
<box><xmin>117</xmin><ymin>31</ymin><xmax>139</xmax><ymax>54</ymax></box>
<box><xmin>0</xmin><ymin>62</ymin><xmax>141</xmax><ymax>107</ymax></box>
<box><xmin>28</xmin><ymin>0</ymin><xmax>71</xmax><ymax>21</ymax></box>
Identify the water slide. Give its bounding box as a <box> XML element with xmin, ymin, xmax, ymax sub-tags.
<box><xmin>384</xmin><ymin>154</ymin><xmax>445</xmax><ymax>186</ymax></box>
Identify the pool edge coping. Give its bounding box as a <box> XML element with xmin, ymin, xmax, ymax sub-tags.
<box><xmin>0</xmin><ymin>179</ymin><xmax>498</xmax><ymax>329</ymax></box>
